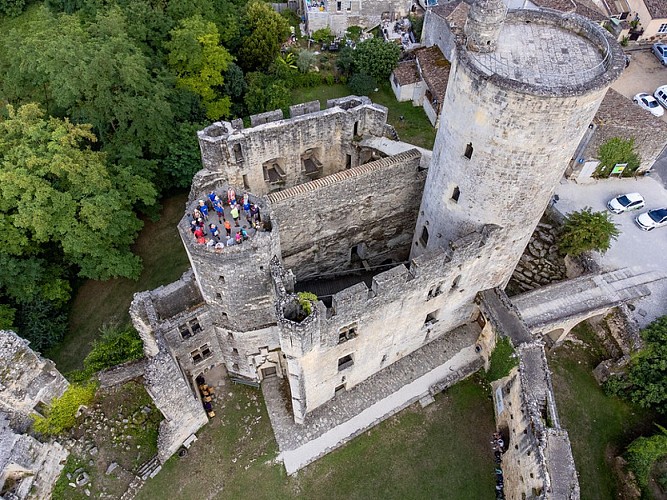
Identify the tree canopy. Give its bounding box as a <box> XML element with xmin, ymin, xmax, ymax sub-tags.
<box><xmin>596</xmin><ymin>137</ymin><xmax>641</xmax><ymax>177</ymax></box>
<box><xmin>166</xmin><ymin>15</ymin><xmax>233</xmax><ymax>120</ymax></box>
<box><xmin>558</xmin><ymin>207</ymin><xmax>620</xmax><ymax>256</ymax></box>
<box><xmin>0</xmin><ymin>104</ymin><xmax>154</xmax><ymax>346</ymax></box>
<box><xmin>352</xmin><ymin>37</ymin><xmax>401</xmax><ymax>81</ymax></box>
<box><xmin>238</xmin><ymin>0</ymin><xmax>290</xmax><ymax>72</ymax></box>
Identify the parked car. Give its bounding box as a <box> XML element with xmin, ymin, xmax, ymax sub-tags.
<box><xmin>633</xmin><ymin>92</ymin><xmax>665</xmax><ymax>117</ymax></box>
<box><xmin>655</xmin><ymin>85</ymin><xmax>667</xmax><ymax>108</ymax></box>
<box><xmin>607</xmin><ymin>193</ymin><xmax>645</xmax><ymax>214</ymax></box>
<box><xmin>635</xmin><ymin>207</ymin><xmax>667</xmax><ymax>230</ymax></box>
<box><xmin>653</xmin><ymin>43</ymin><xmax>667</xmax><ymax>66</ymax></box>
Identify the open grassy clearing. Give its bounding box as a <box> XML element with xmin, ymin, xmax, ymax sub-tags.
<box><xmin>291</xmin><ymin>83</ymin><xmax>437</xmax><ymax>150</ymax></box>
<box><xmin>47</xmin><ymin>193</ymin><xmax>190</xmax><ymax>373</ymax></box>
<box><xmin>548</xmin><ymin>322</ymin><xmax>660</xmax><ymax>500</ymax></box>
<box><xmin>138</xmin><ymin>376</ymin><xmax>496</xmax><ymax>500</ymax></box>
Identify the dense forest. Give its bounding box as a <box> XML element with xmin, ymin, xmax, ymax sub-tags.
<box><xmin>0</xmin><ymin>0</ymin><xmax>400</xmax><ymax>350</ymax></box>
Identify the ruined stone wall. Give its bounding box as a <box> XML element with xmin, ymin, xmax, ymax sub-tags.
<box><xmin>0</xmin><ymin>412</ymin><xmax>68</xmax><ymax>500</ymax></box>
<box><xmin>215</xmin><ymin>325</ymin><xmax>281</xmax><ymax>380</ymax></box>
<box><xmin>267</xmin><ymin>149</ymin><xmax>425</xmax><ymax>280</ymax></box>
<box><xmin>305</xmin><ymin>0</ymin><xmax>413</xmax><ymax>35</ymax></box>
<box><xmin>0</xmin><ymin>330</ymin><xmax>69</xmax><ymax>419</ymax></box>
<box><xmin>197</xmin><ymin>98</ymin><xmax>389</xmax><ymax>196</ymax></box>
<box><xmin>271</xmin><ymin>227</ymin><xmax>499</xmax><ymax>420</ymax></box>
<box><xmin>144</xmin><ymin>349</ymin><xmax>208</xmax><ymax>463</ymax></box>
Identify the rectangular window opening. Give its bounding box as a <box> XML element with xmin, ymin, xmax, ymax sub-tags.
<box><xmin>338</xmin><ymin>354</ymin><xmax>354</xmax><ymax>371</ymax></box>
<box><xmin>218</xmin><ymin>275</ymin><xmax>225</xmax><ymax>283</ymax></box>
<box><xmin>338</xmin><ymin>323</ymin><xmax>358</xmax><ymax>344</ymax></box>
<box><xmin>233</xmin><ymin>143</ymin><xmax>244</xmax><ymax>162</ymax></box>
<box><xmin>242</xmin><ymin>174</ymin><xmax>250</xmax><ymax>189</ymax></box>
<box><xmin>335</xmin><ymin>383</ymin><xmax>346</xmax><ymax>394</ymax></box>
<box><xmin>427</xmin><ymin>283</ymin><xmax>443</xmax><ymax>300</ymax></box>
<box><xmin>464</xmin><ymin>142</ymin><xmax>473</xmax><ymax>160</ymax></box>
<box><xmin>452</xmin><ymin>186</ymin><xmax>460</xmax><ymax>203</ymax></box>
<box><xmin>337</xmin><ymin>1</ymin><xmax>341</xmax><ymax>10</ymax></box>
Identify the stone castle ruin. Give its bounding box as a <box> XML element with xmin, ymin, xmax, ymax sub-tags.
<box><xmin>126</xmin><ymin>1</ymin><xmax>645</xmax><ymax>497</ymax></box>
<box><xmin>0</xmin><ymin>330</ymin><xmax>69</xmax><ymax>500</ymax></box>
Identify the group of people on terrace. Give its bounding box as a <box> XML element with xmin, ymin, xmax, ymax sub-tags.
<box><xmin>188</xmin><ymin>188</ymin><xmax>263</xmax><ymax>250</ymax></box>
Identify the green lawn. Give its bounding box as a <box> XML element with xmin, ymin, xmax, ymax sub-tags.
<box><xmin>47</xmin><ymin>193</ymin><xmax>190</xmax><ymax>373</ymax></box>
<box><xmin>291</xmin><ymin>83</ymin><xmax>437</xmax><ymax>150</ymax></box>
<box><xmin>549</xmin><ymin>323</ymin><xmax>659</xmax><ymax>500</ymax></box>
<box><xmin>138</xmin><ymin>376</ymin><xmax>496</xmax><ymax>500</ymax></box>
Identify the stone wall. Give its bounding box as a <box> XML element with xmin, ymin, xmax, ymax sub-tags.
<box><xmin>267</xmin><ymin>149</ymin><xmax>425</xmax><ymax>280</ymax></box>
<box><xmin>271</xmin><ymin>225</ymin><xmax>499</xmax><ymax>422</ymax></box>
<box><xmin>197</xmin><ymin>97</ymin><xmax>389</xmax><ymax>196</ymax></box>
<box><xmin>304</xmin><ymin>0</ymin><xmax>413</xmax><ymax>35</ymax></box>
<box><xmin>0</xmin><ymin>412</ymin><xmax>68</xmax><ymax>500</ymax></box>
<box><xmin>0</xmin><ymin>330</ymin><xmax>69</xmax><ymax>420</ymax></box>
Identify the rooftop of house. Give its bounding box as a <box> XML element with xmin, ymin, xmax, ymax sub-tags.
<box><xmin>644</xmin><ymin>0</ymin><xmax>667</xmax><ymax>19</ymax></box>
<box><xmin>415</xmin><ymin>46</ymin><xmax>451</xmax><ymax>105</ymax></box>
<box><xmin>393</xmin><ymin>60</ymin><xmax>421</xmax><ymax>86</ymax></box>
<box><xmin>431</xmin><ymin>0</ymin><xmax>469</xmax><ymax>31</ymax></box>
<box><xmin>593</xmin><ymin>88</ymin><xmax>667</xmax><ymax>134</ymax></box>
<box><xmin>530</xmin><ymin>0</ymin><xmax>576</xmax><ymax>11</ymax></box>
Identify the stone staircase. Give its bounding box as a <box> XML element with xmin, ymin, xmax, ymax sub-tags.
<box><xmin>119</xmin><ymin>456</ymin><xmax>161</xmax><ymax>500</ymax></box>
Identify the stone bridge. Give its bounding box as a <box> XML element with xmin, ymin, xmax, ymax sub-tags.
<box><xmin>511</xmin><ymin>268</ymin><xmax>665</xmax><ymax>344</ymax></box>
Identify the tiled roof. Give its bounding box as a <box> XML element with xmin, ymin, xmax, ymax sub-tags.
<box><xmin>415</xmin><ymin>46</ymin><xmax>451</xmax><ymax>104</ymax></box>
<box><xmin>431</xmin><ymin>1</ymin><xmax>469</xmax><ymax>29</ymax></box>
<box><xmin>573</xmin><ymin>0</ymin><xmax>608</xmax><ymax>21</ymax></box>
<box><xmin>530</xmin><ymin>0</ymin><xmax>576</xmax><ymax>11</ymax></box>
<box><xmin>644</xmin><ymin>0</ymin><xmax>667</xmax><ymax>19</ymax></box>
<box><xmin>595</xmin><ymin>88</ymin><xmax>667</xmax><ymax>132</ymax></box>
<box><xmin>393</xmin><ymin>61</ymin><xmax>421</xmax><ymax>86</ymax></box>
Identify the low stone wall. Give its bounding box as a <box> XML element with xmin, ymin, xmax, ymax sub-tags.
<box><xmin>97</xmin><ymin>359</ymin><xmax>148</xmax><ymax>389</ymax></box>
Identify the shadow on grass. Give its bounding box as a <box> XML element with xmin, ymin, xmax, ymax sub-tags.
<box><xmin>138</xmin><ymin>376</ymin><xmax>497</xmax><ymax>500</ymax></box>
<box><xmin>47</xmin><ymin>193</ymin><xmax>190</xmax><ymax>373</ymax></box>
<box><xmin>548</xmin><ymin>323</ymin><xmax>659</xmax><ymax>500</ymax></box>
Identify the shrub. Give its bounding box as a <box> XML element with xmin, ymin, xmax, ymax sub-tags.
<box><xmin>83</xmin><ymin>324</ymin><xmax>144</xmax><ymax>374</ymax></box>
<box><xmin>625</xmin><ymin>425</ymin><xmax>667</xmax><ymax>490</ymax></box>
<box><xmin>558</xmin><ymin>207</ymin><xmax>619</xmax><ymax>256</ymax></box>
<box><xmin>348</xmin><ymin>73</ymin><xmax>376</xmax><ymax>96</ymax></box>
<box><xmin>297</xmin><ymin>50</ymin><xmax>317</xmax><ymax>73</ymax></box>
<box><xmin>297</xmin><ymin>292</ymin><xmax>318</xmax><ymax>316</ymax></box>
<box><xmin>32</xmin><ymin>382</ymin><xmax>98</xmax><ymax>436</ymax></box>
<box><xmin>311</xmin><ymin>27</ymin><xmax>333</xmax><ymax>44</ymax></box>
<box><xmin>352</xmin><ymin>37</ymin><xmax>401</xmax><ymax>81</ymax></box>
<box><xmin>594</xmin><ymin>137</ymin><xmax>641</xmax><ymax>178</ymax></box>
<box><xmin>485</xmin><ymin>336</ymin><xmax>517</xmax><ymax>382</ymax></box>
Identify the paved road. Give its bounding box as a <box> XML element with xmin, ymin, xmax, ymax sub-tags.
<box><xmin>555</xmin><ymin>177</ymin><xmax>667</xmax><ymax>327</ymax></box>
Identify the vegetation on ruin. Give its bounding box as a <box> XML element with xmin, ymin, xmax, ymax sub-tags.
<box><xmin>67</xmin><ymin>323</ymin><xmax>144</xmax><ymax>381</ymax></box>
<box><xmin>594</xmin><ymin>137</ymin><xmax>641</xmax><ymax>178</ymax></box>
<box><xmin>625</xmin><ymin>425</ymin><xmax>667</xmax><ymax>493</ymax></box>
<box><xmin>32</xmin><ymin>381</ymin><xmax>99</xmax><ymax>436</ymax></box>
<box><xmin>549</xmin><ymin>322</ymin><xmax>663</xmax><ymax>500</ymax></box>
<box><xmin>138</xmin><ymin>377</ymin><xmax>497</xmax><ymax>499</ymax></box>
<box><xmin>297</xmin><ymin>291</ymin><xmax>318</xmax><ymax>316</ymax></box>
<box><xmin>558</xmin><ymin>207</ymin><xmax>620</xmax><ymax>257</ymax></box>
<box><xmin>604</xmin><ymin>316</ymin><xmax>667</xmax><ymax>415</ymax></box>
<box><xmin>485</xmin><ymin>336</ymin><xmax>517</xmax><ymax>382</ymax></box>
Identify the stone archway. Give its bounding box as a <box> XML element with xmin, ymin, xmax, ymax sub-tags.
<box><xmin>546</xmin><ymin>328</ymin><xmax>566</xmax><ymax>344</ymax></box>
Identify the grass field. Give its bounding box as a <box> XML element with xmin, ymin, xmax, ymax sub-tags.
<box><xmin>549</xmin><ymin>323</ymin><xmax>660</xmax><ymax>500</ymax></box>
<box><xmin>138</xmin><ymin>376</ymin><xmax>497</xmax><ymax>500</ymax></box>
<box><xmin>47</xmin><ymin>193</ymin><xmax>190</xmax><ymax>373</ymax></box>
<box><xmin>291</xmin><ymin>83</ymin><xmax>437</xmax><ymax>150</ymax></box>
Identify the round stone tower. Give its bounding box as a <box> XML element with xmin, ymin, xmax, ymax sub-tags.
<box><xmin>412</xmin><ymin>6</ymin><xmax>625</xmax><ymax>289</ymax></box>
<box><xmin>464</xmin><ymin>0</ymin><xmax>507</xmax><ymax>53</ymax></box>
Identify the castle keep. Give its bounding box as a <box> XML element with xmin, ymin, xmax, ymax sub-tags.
<box><xmin>130</xmin><ymin>1</ymin><xmax>627</xmax><ymax>496</ymax></box>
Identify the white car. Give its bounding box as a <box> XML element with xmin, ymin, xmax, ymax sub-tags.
<box><xmin>607</xmin><ymin>193</ymin><xmax>645</xmax><ymax>214</ymax></box>
<box><xmin>635</xmin><ymin>208</ymin><xmax>667</xmax><ymax>231</ymax></box>
<box><xmin>655</xmin><ymin>85</ymin><xmax>667</xmax><ymax>109</ymax></box>
<box><xmin>633</xmin><ymin>92</ymin><xmax>665</xmax><ymax>117</ymax></box>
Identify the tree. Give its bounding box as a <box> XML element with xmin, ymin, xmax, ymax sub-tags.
<box><xmin>336</xmin><ymin>45</ymin><xmax>356</xmax><ymax>76</ymax></box>
<box><xmin>348</xmin><ymin>73</ymin><xmax>377</xmax><ymax>95</ymax></box>
<box><xmin>595</xmin><ymin>137</ymin><xmax>641</xmax><ymax>177</ymax></box>
<box><xmin>297</xmin><ymin>50</ymin><xmax>317</xmax><ymax>73</ymax></box>
<box><xmin>626</xmin><ymin>317</ymin><xmax>667</xmax><ymax>412</ymax></box>
<box><xmin>223</xmin><ymin>63</ymin><xmax>247</xmax><ymax>117</ymax></box>
<box><xmin>1</xmin><ymin>8</ymin><xmax>175</xmax><ymax>161</ymax></box>
<box><xmin>558</xmin><ymin>207</ymin><xmax>619</xmax><ymax>256</ymax></box>
<box><xmin>238</xmin><ymin>0</ymin><xmax>290</xmax><ymax>72</ymax></box>
<box><xmin>0</xmin><ymin>104</ymin><xmax>154</xmax><ymax>283</ymax></box>
<box><xmin>0</xmin><ymin>0</ymin><xmax>25</xmax><ymax>17</ymax></box>
<box><xmin>166</xmin><ymin>15</ymin><xmax>233</xmax><ymax>120</ymax></box>
<box><xmin>159</xmin><ymin>121</ymin><xmax>207</xmax><ymax>190</ymax></box>
<box><xmin>244</xmin><ymin>73</ymin><xmax>290</xmax><ymax>115</ymax></box>
<box><xmin>352</xmin><ymin>37</ymin><xmax>401</xmax><ymax>81</ymax></box>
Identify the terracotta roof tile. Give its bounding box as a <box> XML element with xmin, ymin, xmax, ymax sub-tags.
<box><xmin>644</xmin><ymin>0</ymin><xmax>667</xmax><ymax>19</ymax></box>
<box><xmin>393</xmin><ymin>61</ymin><xmax>421</xmax><ymax>86</ymax></box>
<box><xmin>415</xmin><ymin>46</ymin><xmax>451</xmax><ymax>105</ymax></box>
